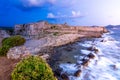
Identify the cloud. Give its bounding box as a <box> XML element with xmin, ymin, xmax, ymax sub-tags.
<box><xmin>72</xmin><ymin>11</ymin><xmax>81</xmax><ymax>18</ymax></box>
<box><xmin>21</xmin><ymin>0</ymin><xmax>56</xmax><ymax>7</ymax></box>
<box><xmin>47</xmin><ymin>11</ymin><xmax>82</xmax><ymax>19</ymax></box>
<box><xmin>47</xmin><ymin>13</ymin><xmax>56</xmax><ymax>18</ymax></box>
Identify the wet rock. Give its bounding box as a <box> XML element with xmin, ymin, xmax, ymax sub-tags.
<box><xmin>100</xmin><ymin>39</ymin><xmax>107</xmax><ymax>42</ymax></box>
<box><xmin>64</xmin><ymin>46</ymin><xmax>73</xmax><ymax>52</ymax></box>
<box><xmin>110</xmin><ymin>64</ymin><xmax>118</xmax><ymax>70</ymax></box>
<box><xmin>87</xmin><ymin>46</ymin><xmax>99</xmax><ymax>53</ymax></box>
<box><xmin>81</xmin><ymin>59</ymin><xmax>90</xmax><ymax>67</ymax></box>
<box><xmin>61</xmin><ymin>73</ymin><xmax>69</xmax><ymax>80</ymax></box>
<box><xmin>87</xmin><ymin>47</ymin><xmax>93</xmax><ymax>51</ymax></box>
<box><xmin>113</xmin><ymin>65</ymin><xmax>117</xmax><ymax>70</ymax></box>
<box><xmin>94</xmin><ymin>48</ymin><xmax>99</xmax><ymax>54</ymax></box>
<box><xmin>74</xmin><ymin>69</ymin><xmax>82</xmax><ymax>77</ymax></box>
<box><xmin>100</xmin><ymin>40</ymin><xmax>104</xmax><ymax>42</ymax></box>
<box><xmin>67</xmin><ymin>62</ymin><xmax>72</xmax><ymax>64</ymax></box>
<box><xmin>87</xmin><ymin>53</ymin><xmax>95</xmax><ymax>59</ymax></box>
<box><xmin>54</xmin><ymin>68</ymin><xmax>63</xmax><ymax>77</ymax></box>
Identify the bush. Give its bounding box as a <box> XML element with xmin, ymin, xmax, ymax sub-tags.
<box><xmin>0</xmin><ymin>35</ymin><xmax>26</xmax><ymax>56</ymax></box>
<box><xmin>2</xmin><ymin>35</ymin><xmax>26</xmax><ymax>47</ymax></box>
<box><xmin>53</xmin><ymin>32</ymin><xmax>59</xmax><ymax>36</ymax></box>
<box><xmin>1</xmin><ymin>37</ymin><xmax>8</xmax><ymax>43</ymax></box>
<box><xmin>11</xmin><ymin>56</ymin><xmax>56</xmax><ymax>80</ymax></box>
<box><xmin>51</xmin><ymin>26</ymin><xmax>58</xmax><ymax>29</ymax></box>
<box><xmin>0</xmin><ymin>45</ymin><xmax>10</xmax><ymax>56</ymax></box>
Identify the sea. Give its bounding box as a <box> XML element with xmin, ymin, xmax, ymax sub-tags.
<box><xmin>59</xmin><ymin>25</ymin><xmax>120</xmax><ymax>80</ymax></box>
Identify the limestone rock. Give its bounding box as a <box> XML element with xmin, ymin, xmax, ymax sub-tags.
<box><xmin>7</xmin><ymin>46</ymin><xmax>31</xmax><ymax>59</ymax></box>
<box><xmin>40</xmin><ymin>54</ymin><xmax>49</xmax><ymax>60</ymax></box>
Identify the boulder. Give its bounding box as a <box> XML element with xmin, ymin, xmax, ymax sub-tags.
<box><xmin>87</xmin><ymin>53</ymin><xmax>95</xmax><ymax>59</ymax></box>
<box><xmin>7</xmin><ymin>46</ymin><xmax>31</xmax><ymax>59</ymax></box>
<box><xmin>87</xmin><ymin>46</ymin><xmax>99</xmax><ymax>53</ymax></box>
<box><xmin>87</xmin><ymin>47</ymin><xmax>93</xmax><ymax>51</ymax></box>
<box><xmin>54</xmin><ymin>68</ymin><xmax>63</xmax><ymax>77</ymax></box>
<box><xmin>40</xmin><ymin>54</ymin><xmax>49</xmax><ymax>60</ymax></box>
<box><xmin>61</xmin><ymin>73</ymin><xmax>69</xmax><ymax>80</ymax></box>
<box><xmin>100</xmin><ymin>39</ymin><xmax>107</xmax><ymax>42</ymax></box>
<box><xmin>81</xmin><ymin>59</ymin><xmax>90</xmax><ymax>67</ymax></box>
<box><xmin>74</xmin><ymin>69</ymin><xmax>82</xmax><ymax>77</ymax></box>
<box><xmin>94</xmin><ymin>48</ymin><xmax>99</xmax><ymax>54</ymax></box>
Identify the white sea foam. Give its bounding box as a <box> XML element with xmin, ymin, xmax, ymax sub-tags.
<box><xmin>59</xmin><ymin>30</ymin><xmax>120</xmax><ymax>80</ymax></box>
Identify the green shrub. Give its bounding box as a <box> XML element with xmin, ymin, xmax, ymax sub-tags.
<box><xmin>11</xmin><ymin>56</ymin><xmax>57</xmax><ymax>80</ymax></box>
<box><xmin>51</xmin><ymin>26</ymin><xmax>58</xmax><ymax>29</ymax></box>
<box><xmin>53</xmin><ymin>32</ymin><xmax>59</xmax><ymax>36</ymax></box>
<box><xmin>0</xmin><ymin>45</ymin><xmax>10</xmax><ymax>56</ymax></box>
<box><xmin>0</xmin><ymin>35</ymin><xmax>26</xmax><ymax>56</ymax></box>
<box><xmin>1</xmin><ymin>37</ymin><xmax>8</xmax><ymax>43</ymax></box>
<box><xmin>2</xmin><ymin>35</ymin><xmax>26</xmax><ymax>47</ymax></box>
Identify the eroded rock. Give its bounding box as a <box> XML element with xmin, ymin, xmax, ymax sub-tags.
<box><xmin>74</xmin><ymin>69</ymin><xmax>82</xmax><ymax>77</ymax></box>
<box><xmin>87</xmin><ymin>53</ymin><xmax>95</xmax><ymax>59</ymax></box>
<box><xmin>81</xmin><ymin>59</ymin><xmax>90</xmax><ymax>67</ymax></box>
<box><xmin>40</xmin><ymin>54</ymin><xmax>49</xmax><ymax>60</ymax></box>
<box><xmin>7</xmin><ymin>46</ymin><xmax>31</xmax><ymax>59</ymax></box>
<box><xmin>54</xmin><ymin>68</ymin><xmax>63</xmax><ymax>77</ymax></box>
<box><xmin>61</xmin><ymin>73</ymin><xmax>69</xmax><ymax>80</ymax></box>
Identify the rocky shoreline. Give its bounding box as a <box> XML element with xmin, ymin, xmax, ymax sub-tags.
<box><xmin>0</xmin><ymin>21</ymin><xmax>108</xmax><ymax>80</ymax></box>
<box><xmin>48</xmin><ymin>38</ymin><xmax>99</xmax><ymax>80</ymax></box>
<box><xmin>4</xmin><ymin>21</ymin><xmax>108</xmax><ymax>59</ymax></box>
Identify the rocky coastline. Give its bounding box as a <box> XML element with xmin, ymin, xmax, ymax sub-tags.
<box><xmin>6</xmin><ymin>21</ymin><xmax>108</xmax><ymax>59</ymax></box>
<box><xmin>0</xmin><ymin>21</ymin><xmax>108</xmax><ymax>80</ymax></box>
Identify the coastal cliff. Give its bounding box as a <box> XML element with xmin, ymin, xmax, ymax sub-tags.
<box><xmin>7</xmin><ymin>21</ymin><xmax>108</xmax><ymax>59</ymax></box>
<box><xmin>14</xmin><ymin>21</ymin><xmax>107</xmax><ymax>39</ymax></box>
<box><xmin>0</xmin><ymin>21</ymin><xmax>109</xmax><ymax>80</ymax></box>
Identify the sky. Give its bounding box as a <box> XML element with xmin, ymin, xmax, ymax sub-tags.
<box><xmin>0</xmin><ymin>0</ymin><xmax>120</xmax><ymax>27</ymax></box>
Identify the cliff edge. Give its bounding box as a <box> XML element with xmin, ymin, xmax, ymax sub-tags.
<box><xmin>7</xmin><ymin>21</ymin><xmax>108</xmax><ymax>59</ymax></box>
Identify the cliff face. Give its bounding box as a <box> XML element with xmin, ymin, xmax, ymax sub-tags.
<box><xmin>14</xmin><ymin>21</ymin><xmax>108</xmax><ymax>39</ymax></box>
<box><xmin>7</xmin><ymin>21</ymin><xmax>108</xmax><ymax>59</ymax></box>
<box><xmin>14</xmin><ymin>21</ymin><xmax>50</xmax><ymax>36</ymax></box>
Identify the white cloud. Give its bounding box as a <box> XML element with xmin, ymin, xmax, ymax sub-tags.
<box><xmin>72</xmin><ymin>11</ymin><xmax>81</xmax><ymax>18</ymax></box>
<box><xmin>47</xmin><ymin>11</ymin><xmax>82</xmax><ymax>19</ymax></box>
<box><xmin>21</xmin><ymin>0</ymin><xmax>56</xmax><ymax>7</ymax></box>
<box><xmin>47</xmin><ymin>13</ymin><xmax>56</xmax><ymax>18</ymax></box>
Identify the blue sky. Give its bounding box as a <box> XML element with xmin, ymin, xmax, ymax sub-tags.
<box><xmin>0</xmin><ymin>0</ymin><xmax>120</xmax><ymax>27</ymax></box>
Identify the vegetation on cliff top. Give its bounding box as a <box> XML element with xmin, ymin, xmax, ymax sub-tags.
<box><xmin>11</xmin><ymin>56</ymin><xmax>57</xmax><ymax>80</ymax></box>
<box><xmin>0</xmin><ymin>35</ymin><xmax>26</xmax><ymax>56</ymax></box>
